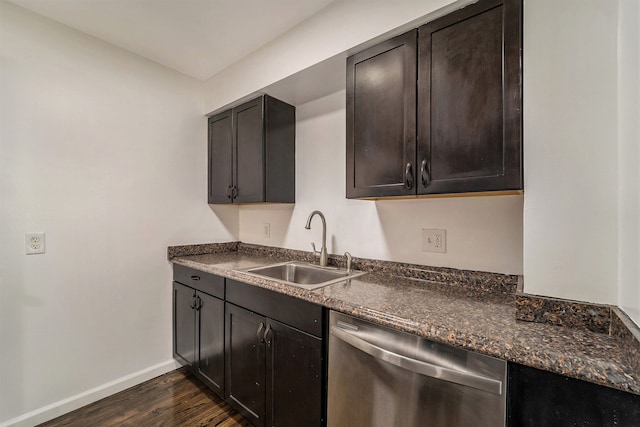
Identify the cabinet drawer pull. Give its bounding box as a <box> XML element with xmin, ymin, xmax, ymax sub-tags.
<box><xmin>190</xmin><ymin>275</ymin><xmax>200</xmax><ymax>281</ymax></box>
<box><xmin>420</xmin><ymin>159</ymin><xmax>430</xmax><ymax>187</ymax></box>
<box><xmin>257</xmin><ymin>322</ymin><xmax>265</xmax><ymax>343</ymax></box>
<box><xmin>405</xmin><ymin>163</ymin><xmax>414</xmax><ymax>189</ymax></box>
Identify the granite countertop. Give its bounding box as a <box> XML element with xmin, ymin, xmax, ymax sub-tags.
<box><xmin>170</xmin><ymin>247</ymin><xmax>640</xmax><ymax>395</ymax></box>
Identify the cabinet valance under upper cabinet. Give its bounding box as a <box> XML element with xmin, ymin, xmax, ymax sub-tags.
<box><xmin>208</xmin><ymin>95</ymin><xmax>295</xmax><ymax>204</ymax></box>
<box><xmin>346</xmin><ymin>0</ymin><xmax>522</xmax><ymax>199</ymax></box>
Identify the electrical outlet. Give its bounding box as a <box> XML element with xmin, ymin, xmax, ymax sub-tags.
<box><xmin>422</xmin><ymin>229</ymin><xmax>446</xmax><ymax>253</ymax></box>
<box><xmin>26</xmin><ymin>232</ymin><xmax>45</xmax><ymax>254</ymax></box>
<box><xmin>263</xmin><ymin>223</ymin><xmax>271</xmax><ymax>238</ymax></box>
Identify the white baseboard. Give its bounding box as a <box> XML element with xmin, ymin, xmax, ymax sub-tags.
<box><xmin>0</xmin><ymin>359</ymin><xmax>182</xmax><ymax>427</ymax></box>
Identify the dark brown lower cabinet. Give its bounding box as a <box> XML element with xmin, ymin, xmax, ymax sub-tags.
<box><xmin>172</xmin><ymin>281</ymin><xmax>225</xmax><ymax>398</ymax></box>
<box><xmin>173</xmin><ymin>281</ymin><xmax>196</xmax><ymax>368</ymax></box>
<box><xmin>267</xmin><ymin>318</ymin><xmax>322</xmax><ymax>427</ymax></box>
<box><xmin>196</xmin><ymin>291</ymin><xmax>225</xmax><ymax>394</ymax></box>
<box><xmin>173</xmin><ymin>268</ymin><xmax>326</xmax><ymax>427</ymax></box>
<box><xmin>507</xmin><ymin>363</ymin><xmax>640</xmax><ymax>426</ymax></box>
<box><xmin>225</xmin><ymin>303</ymin><xmax>266</xmax><ymax>425</ymax></box>
<box><xmin>225</xmin><ymin>303</ymin><xmax>323</xmax><ymax>427</ymax></box>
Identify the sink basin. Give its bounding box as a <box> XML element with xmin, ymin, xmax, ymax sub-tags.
<box><xmin>240</xmin><ymin>262</ymin><xmax>365</xmax><ymax>290</ymax></box>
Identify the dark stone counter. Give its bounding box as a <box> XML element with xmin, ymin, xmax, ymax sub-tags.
<box><xmin>169</xmin><ymin>242</ymin><xmax>639</xmax><ymax>395</ymax></box>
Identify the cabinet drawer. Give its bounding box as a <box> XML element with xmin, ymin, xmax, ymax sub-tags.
<box><xmin>173</xmin><ymin>264</ymin><xmax>224</xmax><ymax>298</ymax></box>
<box><xmin>226</xmin><ymin>279</ymin><xmax>324</xmax><ymax>337</ymax></box>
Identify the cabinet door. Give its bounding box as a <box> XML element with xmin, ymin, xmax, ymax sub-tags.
<box><xmin>266</xmin><ymin>319</ymin><xmax>323</xmax><ymax>427</ymax></box>
<box><xmin>225</xmin><ymin>303</ymin><xmax>266</xmax><ymax>427</ymax></box>
<box><xmin>234</xmin><ymin>97</ymin><xmax>265</xmax><ymax>203</ymax></box>
<box><xmin>346</xmin><ymin>30</ymin><xmax>417</xmax><ymax>199</ymax></box>
<box><xmin>264</xmin><ymin>95</ymin><xmax>296</xmax><ymax>203</ymax></box>
<box><xmin>507</xmin><ymin>363</ymin><xmax>640</xmax><ymax>426</ymax></box>
<box><xmin>208</xmin><ymin>110</ymin><xmax>234</xmax><ymax>204</ymax></box>
<box><xmin>173</xmin><ymin>282</ymin><xmax>195</xmax><ymax>367</ymax></box>
<box><xmin>417</xmin><ymin>0</ymin><xmax>522</xmax><ymax>194</ymax></box>
<box><xmin>196</xmin><ymin>291</ymin><xmax>225</xmax><ymax>398</ymax></box>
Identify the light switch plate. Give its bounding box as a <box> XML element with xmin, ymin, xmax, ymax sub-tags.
<box><xmin>26</xmin><ymin>232</ymin><xmax>45</xmax><ymax>254</ymax></box>
<box><xmin>422</xmin><ymin>229</ymin><xmax>446</xmax><ymax>253</ymax></box>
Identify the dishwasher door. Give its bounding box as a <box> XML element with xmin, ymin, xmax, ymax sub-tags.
<box><xmin>328</xmin><ymin>311</ymin><xmax>506</xmax><ymax>427</ymax></box>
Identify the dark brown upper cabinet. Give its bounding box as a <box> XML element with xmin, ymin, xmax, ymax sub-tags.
<box><xmin>346</xmin><ymin>30</ymin><xmax>417</xmax><ymax>199</ymax></box>
<box><xmin>346</xmin><ymin>0</ymin><xmax>522</xmax><ymax>199</ymax></box>
<box><xmin>418</xmin><ymin>0</ymin><xmax>522</xmax><ymax>194</ymax></box>
<box><xmin>208</xmin><ymin>95</ymin><xmax>295</xmax><ymax>204</ymax></box>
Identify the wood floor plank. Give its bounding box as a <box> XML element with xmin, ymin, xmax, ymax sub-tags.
<box><xmin>37</xmin><ymin>369</ymin><xmax>252</xmax><ymax>427</ymax></box>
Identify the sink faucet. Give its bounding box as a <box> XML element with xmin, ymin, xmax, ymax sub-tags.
<box><xmin>305</xmin><ymin>210</ymin><xmax>327</xmax><ymax>267</ymax></box>
<box><xmin>344</xmin><ymin>252</ymin><xmax>352</xmax><ymax>273</ymax></box>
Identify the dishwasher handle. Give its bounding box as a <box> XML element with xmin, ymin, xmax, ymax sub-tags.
<box><xmin>331</xmin><ymin>326</ymin><xmax>503</xmax><ymax>395</ymax></box>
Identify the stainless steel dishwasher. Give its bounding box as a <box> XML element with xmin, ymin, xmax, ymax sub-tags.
<box><xmin>328</xmin><ymin>311</ymin><xmax>507</xmax><ymax>426</ymax></box>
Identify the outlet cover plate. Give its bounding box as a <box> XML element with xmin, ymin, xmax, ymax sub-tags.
<box><xmin>26</xmin><ymin>232</ymin><xmax>45</xmax><ymax>254</ymax></box>
<box><xmin>422</xmin><ymin>229</ymin><xmax>446</xmax><ymax>253</ymax></box>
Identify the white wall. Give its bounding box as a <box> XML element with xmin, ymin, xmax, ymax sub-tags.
<box><xmin>239</xmin><ymin>91</ymin><xmax>524</xmax><ymax>274</ymax></box>
<box><xmin>522</xmin><ymin>0</ymin><xmax>620</xmax><ymax>305</ymax></box>
<box><xmin>617</xmin><ymin>0</ymin><xmax>640</xmax><ymax>325</ymax></box>
<box><xmin>0</xmin><ymin>2</ymin><xmax>237</xmax><ymax>424</ymax></box>
<box><xmin>203</xmin><ymin>0</ymin><xmax>474</xmax><ymax>114</ymax></box>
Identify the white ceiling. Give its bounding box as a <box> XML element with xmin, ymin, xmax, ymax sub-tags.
<box><xmin>7</xmin><ymin>0</ymin><xmax>337</xmax><ymax>81</ymax></box>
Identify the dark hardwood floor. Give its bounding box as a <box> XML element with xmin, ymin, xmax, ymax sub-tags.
<box><xmin>38</xmin><ymin>368</ymin><xmax>252</xmax><ymax>427</ymax></box>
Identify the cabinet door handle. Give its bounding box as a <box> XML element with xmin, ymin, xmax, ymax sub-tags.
<box><xmin>264</xmin><ymin>324</ymin><xmax>272</xmax><ymax>347</ymax></box>
<box><xmin>189</xmin><ymin>296</ymin><xmax>197</xmax><ymax>309</ymax></box>
<box><xmin>420</xmin><ymin>159</ymin><xmax>430</xmax><ymax>187</ymax></box>
<box><xmin>190</xmin><ymin>275</ymin><xmax>200</xmax><ymax>281</ymax></box>
<box><xmin>405</xmin><ymin>163</ymin><xmax>414</xmax><ymax>189</ymax></box>
<box><xmin>231</xmin><ymin>186</ymin><xmax>238</xmax><ymax>200</ymax></box>
<box><xmin>195</xmin><ymin>296</ymin><xmax>202</xmax><ymax>311</ymax></box>
<box><xmin>257</xmin><ymin>322</ymin><xmax>265</xmax><ymax>343</ymax></box>
<box><xmin>226</xmin><ymin>185</ymin><xmax>232</xmax><ymax>199</ymax></box>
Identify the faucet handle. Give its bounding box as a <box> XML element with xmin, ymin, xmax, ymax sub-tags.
<box><xmin>344</xmin><ymin>252</ymin><xmax>352</xmax><ymax>273</ymax></box>
<box><xmin>311</xmin><ymin>242</ymin><xmax>320</xmax><ymax>258</ymax></box>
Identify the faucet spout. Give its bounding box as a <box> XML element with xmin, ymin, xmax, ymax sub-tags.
<box><xmin>305</xmin><ymin>210</ymin><xmax>327</xmax><ymax>267</ymax></box>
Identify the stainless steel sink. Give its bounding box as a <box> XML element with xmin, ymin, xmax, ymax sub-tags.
<box><xmin>239</xmin><ymin>261</ymin><xmax>365</xmax><ymax>290</ymax></box>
